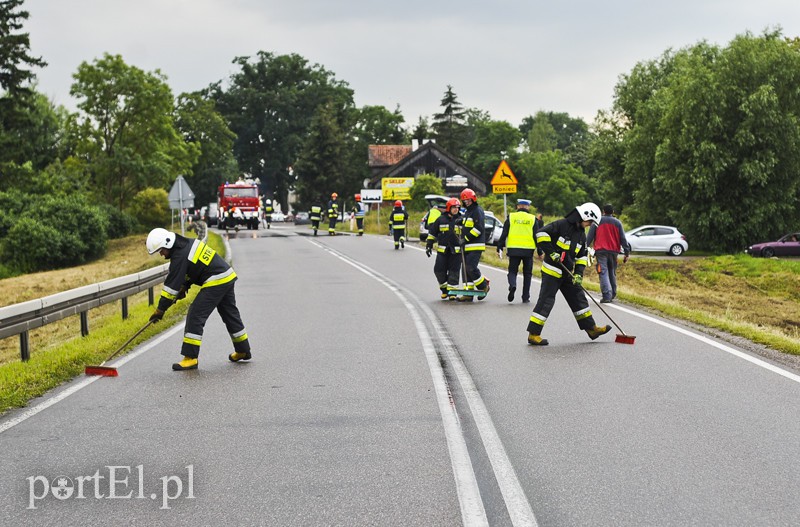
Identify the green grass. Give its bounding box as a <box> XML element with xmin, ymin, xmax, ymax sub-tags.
<box><xmin>0</xmin><ymin>232</ymin><xmax>225</xmax><ymax>415</ymax></box>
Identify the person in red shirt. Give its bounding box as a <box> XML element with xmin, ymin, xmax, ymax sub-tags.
<box><xmin>586</xmin><ymin>204</ymin><xmax>631</xmax><ymax>303</ymax></box>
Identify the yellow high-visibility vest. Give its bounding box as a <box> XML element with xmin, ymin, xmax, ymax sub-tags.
<box><xmin>507</xmin><ymin>211</ymin><xmax>536</xmax><ymax>250</ymax></box>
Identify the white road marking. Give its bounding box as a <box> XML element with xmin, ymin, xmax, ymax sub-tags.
<box><xmin>311</xmin><ymin>239</ymin><xmax>539</xmax><ymax>526</ymax></box>
<box><xmin>0</xmin><ymin>323</ymin><xmax>184</xmax><ymax>435</ymax></box>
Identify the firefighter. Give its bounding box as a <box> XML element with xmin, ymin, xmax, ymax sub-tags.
<box><xmin>526</xmin><ymin>202</ymin><xmax>612</xmax><ymax>346</ymax></box>
<box><xmin>459</xmin><ymin>188</ymin><xmax>490</xmax><ymax>297</ymax></box>
<box><xmin>146</xmin><ymin>228</ymin><xmax>251</xmax><ymax>370</ymax></box>
<box><xmin>497</xmin><ymin>198</ymin><xmax>537</xmax><ymax>303</ymax></box>
<box><xmin>264</xmin><ymin>198</ymin><xmax>274</xmax><ymax>229</ymax></box>
<box><xmin>310</xmin><ymin>202</ymin><xmax>322</xmax><ymax>236</ymax></box>
<box><xmin>426</xmin><ymin>197</ymin><xmax>463</xmax><ymax>299</ymax></box>
<box><xmin>327</xmin><ymin>192</ymin><xmax>339</xmax><ymax>235</ymax></box>
<box><xmin>391</xmin><ymin>200</ymin><xmax>408</xmax><ymax>249</ymax></box>
<box><xmin>352</xmin><ymin>194</ymin><xmax>366</xmax><ymax>236</ymax></box>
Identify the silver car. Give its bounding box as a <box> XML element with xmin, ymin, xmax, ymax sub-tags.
<box><xmin>626</xmin><ymin>225</ymin><xmax>688</xmax><ymax>256</ymax></box>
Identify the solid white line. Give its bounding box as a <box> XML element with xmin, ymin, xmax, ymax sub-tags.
<box><xmin>0</xmin><ymin>323</ymin><xmax>184</xmax><ymax>435</ymax></box>
<box><xmin>308</xmin><ymin>240</ymin><xmax>489</xmax><ymax>527</ymax></box>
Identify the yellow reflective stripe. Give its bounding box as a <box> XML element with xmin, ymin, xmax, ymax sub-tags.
<box><xmin>536</xmin><ymin>232</ymin><xmax>551</xmax><ymax>242</ymax></box>
<box><xmin>470</xmin><ymin>228</ymin><xmax>480</xmax><ymax>237</ymax></box>
<box><xmin>529</xmin><ymin>313</ymin><xmax>546</xmax><ymax>326</ymax></box>
<box><xmin>437</xmin><ymin>247</ymin><xmax>446</xmax><ymax>253</ymax></box>
<box><xmin>161</xmin><ymin>290</ymin><xmax>177</xmax><ymax>301</ymax></box>
<box><xmin>464</xmin><ymin>243</ymin><xmax>485</xmax><ymax>251</ymax></box>
<box><xmin>542</xmin><ymin>262</ymin><xmax>562</xmax><ymax>278</ymax></box>
<box><xmin>232</xmin><ymin>333</ymin><xmax>248</xmax><ymax>343</ymax></box>
<box><xmin>557</xmin><ymin>240</ymin><xmax>571</xmax><ymax>250</ymax></box>
<box><xmin>574</xmin><ymin>308</ymin><xmax>593</xmax><ymax>320</ymax></box>
<box><xmin>183</xmin><ymin>337</ymin><xmax>202</xmax><ymax>346</ymax></box>
<box><xmin>441</xmin><ymin>225</ymin><xmax>450</xmax><ymax>231</ymax></box>
<box><xmin>393</xmin><ymin>225</ymin><xmax>406</xmax><ymax>230</ymax></box>
<box><xmin>464</xmin><ymin>218</ymin><xmax>474</xmax><ymax>228</ymax></box>
<box><xmin>427</xmin><ymin>234</ymin><xmax>436</xmax><ymax>241</ymax></box>
<box><xmin>202</xmin><ymin>270</ymin><xmax>237</xmax><ymax>289</ymax></box>
<box><xmin>576</xmin><ymin>257</ymin><xmax>588</xmax><ymax>266</ymax></box>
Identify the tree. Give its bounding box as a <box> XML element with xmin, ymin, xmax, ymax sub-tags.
<box><xmin>0</xmin><ymin>0</ymin><xmax>45</xmax><ymax>96</ymax></box>
<box><xmin>517</xmin><ymin>150</ymin><xmax>596</xmax><ymax>215</ymax></box>
<box><xmin>431</xmin><ymin>85</ymin><xmax>468</xmax><ymax>157</ymax></box>
<box><xmin>411</xmin><ymin>116</ymin><xmax>430</xmax><ymax>141</ymax></box>
<box><xmin>174</xmin><ymin>92</ymin><xmax>239</xmax><ymax>206</ymax></box>
<box><xmin>408</xmin><ymin>174</ymin><xmax>444</xmax><ymax>211</ymax></box>
<box><xmin>71</xmin><ymin>53</ymin><xmax>198</xmax><ymax>209</ymax></box>
<box><xmin>353</xmin><ymin>104</ymin><xmax>407</xmax><ymax>145</ymax></box>
<box><xmin>461</xmin><ymin>119</ymin><xmax>521</xmax><ymax>182</ymax></box>
<box><xmin>294</xmin><ymin>101</ymin><xmax>350</xmax><ymax>208</ymax></box>
<box><xmin>208</xmin><ymin>52</ymin><xmax>355</xmax><ymax>208</ymax></box>
<box><xmin>597</xmin><ymin>30</ymin><xmax>800</xmax><ymax>251</ymax></box>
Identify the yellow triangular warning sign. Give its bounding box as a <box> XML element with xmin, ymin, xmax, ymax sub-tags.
<box><xmin>490</xmin><ymin>160</ymin><xmax>518</xmax><ymax>185</ymax></box>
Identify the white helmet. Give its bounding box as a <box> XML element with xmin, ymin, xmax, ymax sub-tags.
<box><xmin>146</xmin><ymin>228</ymin><xmax>176</xmax><ymax>254</ymax></box>
<box><xmin>576</xmin><ymin>202</ymin><xmax>601</xmax><ymax>225</ymax></box>
<box><xmin>265</xmin><ymin>199</ymin><xmax>272</xmax><ymax>205</ymax></box>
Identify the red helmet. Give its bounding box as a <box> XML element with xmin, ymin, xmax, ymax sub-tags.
<box><xmin>354</xmin><ymin>194</ymin><xmax>361</xmax><ymax>201</ymax></box>
<box><xmin>460</xmin><ymin>188</ymin><xmax>477</xmax><ymax>202</ymax></box>
<box><xmin>394</xmin><ymin>200</ymin><xmax>402</xmax><ymax>208</ymax></box>
<box><xmin>446</xmin><ymin>198</ymin><xmax>460</xmax><ymax>211</ymax></box>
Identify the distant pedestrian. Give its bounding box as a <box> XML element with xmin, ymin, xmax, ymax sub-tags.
<box><xmin>586</xmin><ymin>204</ymin><xmax>631</xmax><ymax>303</ymax></box>
<box><xmin>327</xmin><ymin>193</ymin><xmax>339</xmax><ymax>235</ymax></box>
<box><xmin>309</xmin><ymin>203</ymin><xmax>322</xmax><ymax>236</ymax></box>
<box><xmin>497</xmin><ymin>198</ymin><xmax>537</xmax><ymax>303</ymax></box>
<box><xmin>391</xmin><ymin>200</ymin><xmax>408</xmax><ymax>249</ymax></box>
<box><xmin>352</xmin><ymin>194</ymin><xmax>366</xmax><ymax>236</ymax></box>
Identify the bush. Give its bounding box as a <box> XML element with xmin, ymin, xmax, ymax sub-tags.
<box><xmin>3</xmin><ymin>218</ymin><xmax>72</xmax><ymax>272</ymax></box>
<box><xmin>98</xmin><ymin>203</ymin><xmax>138</xmax><ymax>238</ymax></box>
<box><xmin>129</xmin><ymin>188</ymin><xmax>170</xmax><ymax>228</ymax></box>
<box><xmin>409</xmin><ymin>174</ymin><xmax>444</xmax><ymax>211</ymax></box>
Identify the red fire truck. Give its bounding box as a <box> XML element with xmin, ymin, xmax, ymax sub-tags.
<box><xmin>217</xmin><ymin>178</ymin><xmax>262</xmax><ymax>230</ymax></box>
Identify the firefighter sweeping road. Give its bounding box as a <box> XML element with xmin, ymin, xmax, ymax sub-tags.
<box><xmin>2</xmin><ymin>223</ymin><xmax>800</xmax><ymax>526</ymax></box>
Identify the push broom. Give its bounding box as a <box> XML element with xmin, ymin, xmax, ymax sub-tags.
<box><xmin>559</xmin><ymin>262</ymin><xmax>636</xmax><ymax>345</ymax></box>
<box><xmin>85</xmin><ymin>320</ymin><xmax>153</xmax><ymax>376</ymax></box>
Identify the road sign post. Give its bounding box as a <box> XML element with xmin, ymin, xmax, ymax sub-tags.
<box><xmin>168</xmin><ymin>175</ymin><xmax>195</xmax><ymax>235</ymax></box>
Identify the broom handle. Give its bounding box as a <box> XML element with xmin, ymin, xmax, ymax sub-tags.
<box><xmin>104</xmin><ymin>321</ymin><xmax>153</xmax><ymax>363</ymax></box>
<box><xmin>558</xmin><ymin>262</ymin><xmax>629</xmax><ymax>336</ymax></box>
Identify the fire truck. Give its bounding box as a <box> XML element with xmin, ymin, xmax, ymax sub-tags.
<box><xmin>217</xmin><ymin>178</ymin><xmax>263</xmax><ymax>230</ymax></box>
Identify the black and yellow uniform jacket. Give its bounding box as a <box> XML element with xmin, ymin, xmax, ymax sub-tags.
<box><xmin>327</xmin><ymin>200</ymin><xmax>339</xmax><ymax>219</ymax></box>
<box><xmin>157</xmin><ymin>235</ymin><xmax>236</xmax><ymax>312</ymax></box>
<box><xmin>460</xmin><ymin>202</ymin><xmax>485</xmax><ymax>252</ymax></box>
<box><xmin>391</xmin><ymin>207</ymin><xmax>408</xmax><ymax>229</ymax></box>
<box><xmin>426</xmin><ymin>211</ymin><xmax>463</xmax><ymax>253</ymax></box>
<box><xmin>535</xmin><ymin>209</ymin><xmax>590</xmax><ymax>279</ymax></box>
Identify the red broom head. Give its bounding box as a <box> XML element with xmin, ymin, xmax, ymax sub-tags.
<box><xmin>85</xmin><ymin>366</ymin><xmax>119</xmax><ymax>377</ymax></box>
<box><xmin>615</xmin><ymin>334</ymin><xmax>636</xmax><ymax>345</ymax></box>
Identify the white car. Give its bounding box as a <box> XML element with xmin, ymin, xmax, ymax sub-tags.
<box><xmin>626</xmin><ymin>225</ymin><xmax>688</xmax><ymax>256</ymax></box>
<box><xmin>270</xmin><ymin>211</ymin><xmax>286</xmax><ymax>222</ymax></box>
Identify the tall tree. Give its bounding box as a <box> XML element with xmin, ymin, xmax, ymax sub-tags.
<box><xmin>294</xmin><ymin>101</ymin><xmax>349</xmax><ymax>207</ymax></box>
<box><xmin>353</xmin><ymin>104</ymin><xmax>407</xmax><ymax>145</ymax></box>
<box><xmin>411</xmin><ymin>116</ymin><xmax>430</xmax><ymax>141</ymax></box>
<box><xmin>0</xmin><ymin>0</ymin><xmax>49</xmax><ymax>185</ymax></box>
<box><xmin>431</xmin><ymin>85</ymin><xmax>468</xmax><ymax>157</ymax></box>
<box><xmin>208</xmin><ymin>52</ymin><xmax>355</xmax><ymax>208</ymax></box>
<box><xmin>174</xmin><ymin>92</ymin><xmax>239</xmax><ymax>206</ymax></box>
<box><xmin>461</xmin><ymin>118</ymin><xmax>521</xmax><ymax>182</ymax></box>
<box><xmin>70</xmin><ymin>53</ymin><xmax>198</xmax><ymax>209</ymax></box>
<box><xmin>597</xmin><ymin>30</ymin><xmax>800</xmax><ymax>251</ymax></box>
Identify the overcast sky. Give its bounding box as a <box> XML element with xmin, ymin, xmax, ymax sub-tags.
<box><xmin>25</xmin><ymin>0</ymin><xmax>800</xmax><ymax>129</ymax></box>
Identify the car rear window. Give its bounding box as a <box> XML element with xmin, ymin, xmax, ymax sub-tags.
<box><xmin>654</xmin><ymin>227</ymin><xmax>674</xmax><ymax>235</ymax></box>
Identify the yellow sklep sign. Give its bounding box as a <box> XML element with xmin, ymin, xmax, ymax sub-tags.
<box><xmin>381</xmin><ymin>177</ymin><xmax>414</xmax><ymax>201</ymax></box>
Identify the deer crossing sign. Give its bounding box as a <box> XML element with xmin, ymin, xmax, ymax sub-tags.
<box><xmin>491</xmin><ymin>160</ymin><xmax>517</xmax><ymax>194</ymax></box>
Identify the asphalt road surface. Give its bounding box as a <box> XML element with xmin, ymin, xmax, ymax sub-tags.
<box><xmin>2</xmin><ymin>223</ymin><xmax>799</xmax><ymax>526</ymax></box>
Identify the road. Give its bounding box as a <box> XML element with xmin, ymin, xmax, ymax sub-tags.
<box><xmin>1</xmin><ymin>223</ymin><xmax>799</xmax><ymax>526</ymax></box>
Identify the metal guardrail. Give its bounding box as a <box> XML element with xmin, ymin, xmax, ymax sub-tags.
<box><xmin>0</xmin><ymin>264</ymin><xmax>169</xmax><ymax>362</ymax></box>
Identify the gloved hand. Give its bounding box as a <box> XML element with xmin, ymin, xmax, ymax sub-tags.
<box><xmin>623</xmin><ymin>254</ymin><xmax>629</xmax><ymax>264</ymax></box>
<box><xmin>425</xmin><ymin>245</ymin><xmax>433</xmax><ymax>258</ymax></box>
<box><xmin>572</xmin><ymin>274</ymin><xmax>583</xmax><ymax>286</ymax></box>
<box><xmin>149</xmin><ymin>309</ymin><xmax>164</xmax><ymax>323</ymax></box>
<box><xmin>549</xmin><ymin>251</ymin><xmax>561</xmax><ymax>263</ymax></box>
<box><xmin>176</xmin><ymin>287</ymin><xmax>187</xmax><ymax>300</ymax></box>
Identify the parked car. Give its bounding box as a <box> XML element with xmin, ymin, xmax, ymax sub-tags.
<box><xmin>418</xmin><ymin>194</ymin><xmax>450</xmax><ymax>241</ymax></box>
<box><xmin>204</xmin><ymin>203</ymin><xmax>219</xmax><ymax>226</ymax></box>
<box><xmin>270</xmin><ymin>211</ymin><xmax>286</xmax><ymax>222</ymax></box>
<box><xmin>626</xmin><ymin>225</ymin><xmax>688</xmax><ymax>256</ymax></box>
<box><xmin>294</xmin><ymin>212</ymin><xmax>310</xmax><ymax>225</ymax></box>
<box><xmin>746</xmin><ymin>232</ymin><xmax>800</xmax><ymax>257</ymax></box>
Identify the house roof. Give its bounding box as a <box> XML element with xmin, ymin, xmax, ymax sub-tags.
<box><xmin>368</xmin><ymin>145</ymin><xmax>412</xmax><ymax>167</ymax></box>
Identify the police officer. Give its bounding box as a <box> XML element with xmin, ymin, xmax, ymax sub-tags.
<box><xmin>459</xmin><ymin>188</ymin><xmax>490</xmax><ymax>298</ymax></box>
<box><xmin>146</xmin><ymin>228</ymin><xmax>252</xmax><ymax>370</ymax></box>
<box><xmin>352</xmin><ymin>194</ymin><xmax>366</xmax><ymax>236</ymax></box>
<box><xmin>497</xmin><ymin>198</ymin><xmax>537</xmax><ymax>303</ymax></box>
<box><xmin>426</xmin><ymin>198</ymin><xmax>463</xmax><ymax>299</ymax></box>
<box><xmin>526</xmin><ymin>203</ymin><xmax>611</xmax><ymax>346</ymax></box>
<box><xmin>391</xmin><ymin>200</ymin><xmax>408</xmax><ymax>249</ymax></box>
<box><xmin>310</xmin><ymin>202</ymin><xmax>322</xmax><ymax>236</ymax></box>
<box><xmin>327</xmin><ymin>192</ymin><xmax>339</xmax><ymax>235</ymax></box>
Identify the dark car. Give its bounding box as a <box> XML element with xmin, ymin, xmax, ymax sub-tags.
<box><xmin>746</xmin><ymin>232</ymin><xmax>800</xmax><ymax>257</ymax></box>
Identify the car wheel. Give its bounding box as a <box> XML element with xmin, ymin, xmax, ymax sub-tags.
<box><xmin>669</xmin><ymin>244</ymin><xmax>684</xmax><ymax>256</ymax></box>
<box><xmin>762</xmin><ymin>247</ymin><xmax>774</xmax><ymax>258</ymax></box>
